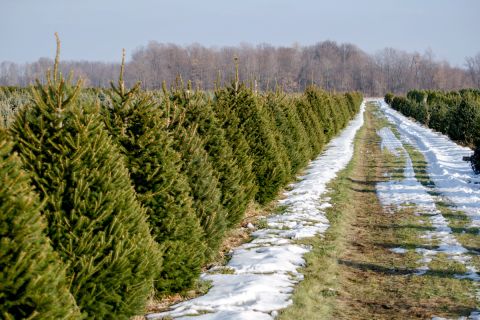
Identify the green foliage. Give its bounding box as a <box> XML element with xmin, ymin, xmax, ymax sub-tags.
<box><xmin>156</xmin><ymin>88</ymin><xmax>227</xmax><ymax>260</ymax></box>
<box><xmin>170</xmin><ymin>125</ymin><xmax>227</xmax><ymax>259</ymax></box>
<box><xmin>167</xmin><ymin>88</ymin><xmax>249</xmax><ymax>228</ymax></box>
<box><xmin>101</xmin><ymin>71</ymin><xmax>206</xmax><ymax>294</ymax></box>
<box><xmin>224</xmin><ymin>84</ymin><xmax>289</xmax><ymax>204</ymax></box>
<box><xmin>295</xmin><ymin>94</ymin><xmax>324</xmax><ymax>157</ymax></box>
<box><xmin>212</xmin><ymin>85</ymin><xmax>258</xmax><ymax>204</ymax></box>
<box><xmin>0</xmin><ymin>131</ymin><xmax>81</xmax><ymax>320</ymax></box>
<box><xmin>0</xmin><ymin>55</ymin><xmax>365</xmax><ymax>308</ymax></box>
<box><xmin>406</xmin><ymin>90</ymin><xmax>428</xmax><ymax>104</ymax></box>
<box><xmin>263</xmin><ymin>92</ymin><xmax>310</xmax><ymax>176</ymax></box>
<box><xmin>384</xmin><ymin>92</ymin><xmax>394</xmax><ymax>105</ymax></box>
<box><xmin>10</xmin><ymin>60</ymin><xmax>162</xmax><ymax>318</ymax></box>
<box><xmin>448</xmin><ymin>93</ymin><xmax>480</xmax><ymax>145</ymax></box>
<box><xmin>305</xmin><ymin>87</ymin><xmax>336</xmax><ymax>141</ymax></box>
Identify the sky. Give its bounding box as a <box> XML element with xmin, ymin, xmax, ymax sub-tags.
<box><xmin>1</xmin><ymin>0</ymin><xmax>479</xmax><ymax>67</ymax></box>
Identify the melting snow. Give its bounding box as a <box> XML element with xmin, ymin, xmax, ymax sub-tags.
<box><xmin>378</xmin><ymin>100</ymin><xmax>480</xmax><ymax>227</ymax></box>
<box><xmin>147</xmin><ymin>103</ymin><xmax>366</xmax><ymax>319</ymax></box>
<box><xmin>390</xmin><ymin>247</ymin><xmax>408</xmax><ymax>254</ymax></box>
<box><xmin>377</xmin><ymin>127</ymin><xmax>403</xmax><ymax>156</ymax></box>
<box><xmin>374</xmin><ymin>99</ymin><xmax>480</xmax><ymax>319</ymax></box>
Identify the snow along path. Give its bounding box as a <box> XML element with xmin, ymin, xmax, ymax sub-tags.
<box><xmin>376</xmin><ymin>125</ymin><xmax>479</xmax><ymax>279</ymax></box>
<box><xmin>378</xmin><ymin>100</ymin><xmax>480</xmax><ymax>227</ymax></box>
<box><xmin>147</xmin><ymin>103</ymin><xmax>366</xmax><ymax>320</ymax></box>
<box><xmin>374</xmin><ymin>100</ymin><xmax>480</xmax><ymax>320</ymax></box>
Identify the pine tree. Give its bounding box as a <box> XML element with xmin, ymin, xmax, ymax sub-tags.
<box><xmin>259</xmin><ymin>92</ymin><xmax>292</xmax><ymax>180</ymax></box>
<box><xmin>223</xmin><ymin>83</ymin><xmax>289</xmax><ymax>204</ymax></box>
<box><xmin>171</xmin><ymin>125</ymin><xmax>227</xmax><ymax>259</ymax></box>
<box><xmin>9</xmin><ymin>36</ymin><xmax>162</xmax><ymax>318</ymax></box>
<box><xmin>448</xmin><ymin>94</ymin><xmax>480</xmax><ymax>145</ymax></box>
<box><xmin>0</xmin><ymin>131</ymin><xmax>81</xmax><ymax>320</ymax></box>
<box><xmin>158</xmin><ymin>88</ymin><xmax>227</xmax><ymax>259</ymax></box>
<box><xmin>295</xmin><ymin>94</ymin><xmax>325</xmax><ymax>157</ymax></box>
<box><xmin>212</xmin><ymin>86</ymin><xmax>257</xmax><ymax>204</ymax></box>
<box><xmin>263</xmin><ymin>92</ymin><xmax>310</xmax><ymax>176</ymax></box>
<box><xmin>101</xmin><ymin>60</ymin><xmax>206</xmax><ymax>293</ymax></box>
<box><xmin>305</xmin><ymin>87</ymin><xmax>336</xmax><ymax>140</ymax></box>
<box><xmin>168</xmin><ymin>87</ymin><xmax>249</xmax><ymax>228</ymax></box>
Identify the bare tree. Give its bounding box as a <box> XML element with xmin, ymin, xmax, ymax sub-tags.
<box><xmin>1</xmin><ymin>42</ymin><xmax>477</xmax><ymax>95</ymax></box>
<box><xmin>466</xmin><ymin>52</ymin><xmax>480</xmax><ymax>88</ymax></box>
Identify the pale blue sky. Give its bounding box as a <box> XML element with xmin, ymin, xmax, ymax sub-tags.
<box><xmin>1</xmin><ymin>0</ymin><xmax>479</xmax><ymax>67</ymax></box>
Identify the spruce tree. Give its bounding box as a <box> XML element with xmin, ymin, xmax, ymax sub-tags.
<box><xmin>263</xmin><ymin>92</ymin><xmax>310</xmax><ymax>176</ymax></box>
<box><xmin>158</xmin><ymin>90</ymin><xmax>227</xmax><ymax>259</ymax></box>
<box><xmin>305</xmin><ymin>87</ymin><xmax>336</xmax><ymax>140</ymax></box>
<box><xmin>9</xmin><ymin>36</ymin><xmax>162</xmax><ymax>318</ymax></box>
<box><xmin>0</xmin><ymin>131</ymin><xmax>81</xmax><ymax>320</ymax></box>
<box><xmin>448</xmin><ymin>94</ymin><xmax>480</xmax><ymax>145</ymax></box>
<box><xmin>171</xmin><ymin>125</ymin><xmax>227</xmax><ymax>259</ymax></box>
<box><xmin>259</xmin><ymin>92</ymin><xmax>292</xmax><ymax>180</ymax></box>
<box><xmin>216</xmin><ymin>82</ymin><xmax>289</xmax><ymax>204</ymax></box>
<box><xmin>101</xmin><ymin>61</ymin><xmax>206</xmax><ymax>293</ymax></box>
<box><xmin>295</xmin><ymin>94</ymin><xmax>325</xmax><ymax>157</ymax></box>
<box><xmin>168</xmin><ymin>87</ymin><xmax>249</xmax><ymax>228</ymax></box>
<box><xmin>212</xmin><ymin>86</ymin><xmax>257</xmax><ymax>204</ymax></box>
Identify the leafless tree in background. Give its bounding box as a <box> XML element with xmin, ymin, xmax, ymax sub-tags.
<box><xmin>0</xmin><ymin>41</ymin><xmax>477</xmax><ymax>95</ymax></box>
<box><xmin>466</xmin><ymin>53</ymin><xmax>480</xmax><ymax>88</ymax></box>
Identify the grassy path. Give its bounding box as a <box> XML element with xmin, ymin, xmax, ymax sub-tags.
<box><xmin>279</xmin><ymin>103</ymin><xmax>478</xmax><ymax>319</ymax></box>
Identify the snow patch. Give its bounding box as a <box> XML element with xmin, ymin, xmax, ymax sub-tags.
<box><xmin>377</xmin><ymin>127</ymin><xmax>403</xmax><ymax>156</ymax></box>
<box><xmin>390</xmin><ymin>247</ymin><xmax>408</xmax><ymax>254</ymax></box>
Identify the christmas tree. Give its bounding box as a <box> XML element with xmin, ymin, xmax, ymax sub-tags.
<box><xmin>102</xmin><ymin>59</ymin><xmax>206</xmax><ymax>293</ymax></box>
<box><xmin>0</xmin><ymin>131</ymin><xmax>81</xmax><ymax>320</ymax></box>
<box><xmin>10</xmin><ymin>35</ymin><xmax>162</xmax><ymax>318</ymax></box>
<box><xmin>168</xmin><ymin>86</ymin><xmax>249</xmax><ymax>228</ymax></box>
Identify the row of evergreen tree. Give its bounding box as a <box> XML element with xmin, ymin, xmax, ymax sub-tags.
<box><xmin>1</xmin><ymin>46</ymin><xmax>362</xmax><ymax>318</ymax></box>
<box><xmin>385</xmin><ymin>89</ymin><xmax>480</xmax><ymax>173</ymax></box>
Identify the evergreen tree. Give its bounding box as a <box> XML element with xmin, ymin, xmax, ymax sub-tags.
<box><xmin>448</xmin><ymin>94</ymin><xmax>480</xmax><ymax>145</ymax></box>
<box><xmin>0</xmin><ymin>131</ymin><xmax>81</xmax><ymax>320</ymax></box>
<box><xmin>384</xmin><ymin>92</ymin><xmax>394</xmax><ymax>105</ymax></box>
<box><xmin>226</xmin><ymin>84</ymin><xmax>289</xmax><ymax>204</ymax></box>
<box><xmin>263</xmin><ymin>92</ymin><xmax>309</xmax><ymax>176</ymax></box>
<box><xmin>259</xmin><ymin>92</ymin><xmax>292</xmax><ymax>179</ymax></box>
<box><xmin>212</xmin><ymin>85</ymin><xmax>257</xmax><ymax>204</ymax></box>
<box><xmin>101</xmin><ymin>62</ymin><xmax>206</xmax><ymax>293</ymax></box>
<box><xmin>170</xmin><ymin>125</ymin><xmax>227</xmax><ymax>259</ymax></box>
<box><xmin>295</xmin><ymin>94</ymin><xmax>325</xmax><ymax>157</ymax></box>
<box><xmin>305</xmin><ymin>87</ymin><xmax>336</xmax><ymax>140</ymax></box>
<box><xmin>10</xmin><ymin>36</ymin><xmax>162</xmax><ymax>318</ymax></box>
<box><xmin>168</xmin><ymin>87</ymin><xmax>249</xmax><ymax>228</ymax></box>
<box><xmin>158</xmin><ymin>89</ymin><xmax>227</xmax><ymax>259</ymax></box>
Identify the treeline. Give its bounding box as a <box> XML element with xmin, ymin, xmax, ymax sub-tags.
<box><xmin>1</xmin><ymin>41</ymin><xmax>479</xmax><ymax>95</ymax></box>
<box><xmin>0</xmin><ymin>50</ymin><xmax>363</xmax><ymax>318</ymax></box>
<box><xmin>385</xmin><ymin>89</ymin><xmax>480</xmax><ymax>173</ymax></box>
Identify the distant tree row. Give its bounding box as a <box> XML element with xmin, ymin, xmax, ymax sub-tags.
<box><xmin>0</xmin><ymin>43</ymin><xmax>362</xmax><ymax>319</ymax></box>
<box><xmin>1</xmin><ymin>41</ymin><xmax>478</xmax><ymax>95</ymax></box>
<box><xmin>385</xmin><ymin>89</ymin><xmax>480</xmax><ymax>173</ymax></box>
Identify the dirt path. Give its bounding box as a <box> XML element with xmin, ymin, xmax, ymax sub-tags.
<box><xmin>281</xmin><ymin>101</ymin><xmax>478</xmax><ymax>319</ymax></box>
